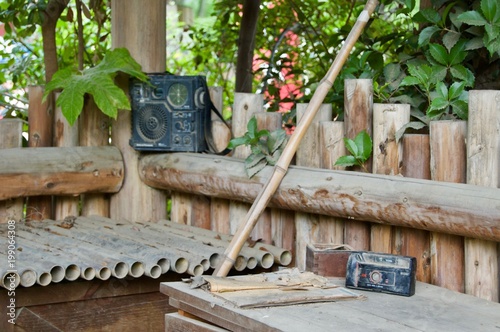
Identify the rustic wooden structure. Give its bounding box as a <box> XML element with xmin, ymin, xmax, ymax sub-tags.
<box><xmin>161</xmin><ymin>275</ymin><xmax>500</xmax><ymax>331</ymax></box>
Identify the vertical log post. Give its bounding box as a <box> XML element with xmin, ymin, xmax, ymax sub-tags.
<box><xmin>295</xmin><ymin>103</ymin><xmax>332</xmax><ymax>269</ymax></box>
<box><xmin>399</xmin><ymin>133</ymin><xmax>431</xmax><ymax>283</ymax></box>
<box><xmin>429</xmin><ymin>120</ymin><xmax>466</xmax><ymax>292</ymax></box>
<box><xmin>26</xmin><ymin>85</ymin><xmax>53</xmax><ymax>221</ymax></box>
<box><xmin>0</xmin><ymin>119</ymin><xmax>24</xmax><ymax>223</ymax></box>
<box><xmin>253</xmin><ymin>112</ymin><xmax>282</xmax><ymax>244</ymax></box>
<box><xmin>229</xmin><ymin>93</ymin><xmax>264</xmax><ymax>234</ymax></box>
<box><xmin>209</xmin><ymin>87</ymin><xmax>231</xmax><ymax>234</ymax></box>
<box><xmin>466</xmin><ymin>90</ymin><xmax>499</xmax><ymax>302</ymax></box>
<box><xmin>318</xmin><ymin>121</ymin><xmax>347</xmax><ymax>244</ymax></box>
<box><xmin>53</xmin><ymin>92</ymin><xmax>80</xmax><ymax>220</ymax></box>
<box><xmin>79</xmin><ymin>96</ymin><xmax>111</xmax><ymax>217</ymax></box>
<box><xmin>371</xmin><ymin>103</ymin><xmax>410</xmax><ymax>253</ymax></box>
<box><xmin>343</xmin><ymin>79</ymin><xmax>372</xmax><ymax>250</ymax></box>
<box><xmin>110</xmin><ymin>0</ymin><xmax>167</xmax><ymax>223</ymax></box>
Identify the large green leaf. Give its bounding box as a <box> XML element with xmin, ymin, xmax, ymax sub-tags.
<box><xmin>429</xmin><ymin>44</ymin><xmax>449</xmax><ymax>66</ymax></box>
<box><xmin>354</xmin><ymin>130</ymin><xmax>372</xmax><ymax>161</ymax></box>
<box><xmin>44</xmin><ymin>48</ymin><xmax>147</xmax><ymax>126</ymax></box>
<box><xmin>458</xmin><ymin>11</ymin><xmax>487</xmax><ymax>26</ymax></box>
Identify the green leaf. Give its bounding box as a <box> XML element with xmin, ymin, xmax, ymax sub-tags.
<box><xmin>435</xmin><ymin>81</ymin><xmax>448</xmax><ymax>99</ymax></box>
<box><xmin>245</xmin><ymin>153</ymin><xmax>266</xmax><ymax>169</ymax></box>
<box><xmin>267</xmin><ymin>129</ymin><xmax>287</xmax><ymax>154</ymax></box>
<box><xmin>395</xmin><ymin>121</ymin><xmax>427</xmax><ymax>143</ymax></box>
<box><xmin>449</xmin><ymin>65</ymin><xmax>475</xmax><ymax>87</ymax></box>
<box><xmin>43</xmin><ymin>48</ymin><xmax>147</xmax><ymax>125</ymax></box>
<box><xmin>399</xmin><ymin>76</ymin><xmax>420</xmax><ymax>86</ymax></box>
<box><xmin>228</xmin><ymin>136</ymin><xmax>250</xmax><ymax>149</ymax></box>
<box><xmin>451</xmin><ymin>99</ymin><xmax>468</xmax><ymax>120</ymax></box>
<box><xmin>448</xmin><ymin>40</ymin><xmax>467</xmax><ymax>66</ymax></box>
<box><xmin>246</xmin><ymin>158</ymin><xmax>268</xmax><ymax>178</ymax></box>
<box><xmin>429</xmin><ymin>44</ymin><xmax>449</xmax><ymax>66</ymax></box>
<box><xmin>354</xmin><ymin>130</ymin><xmax>372</xmax><ymax>161</ymax></box>
<box><xmin>55</xmin><ymin>84</ymin><xmax>86</xmax><ymax>125</ymax></box>
<box><xmin>334</xmin><ymin>155</ymin><xmax>359</xmax><ymax>168</ymax></box>
<box><xmin>418</xmin><ymin>26</ymin><xmax>440</xmax><ymax>47</ymax></box>
<box><xmin>246</xmin><ymin>116</ymin><xmax>258</xmax><ymax>139</ymax></box>
<box><xmin>414</xmin><ymin>8</ymin><xmax>441</xmax><ymax>24</ymax></box>
<box><xmin>481</xmin><ymin>0</ymin><xmax>499</xmax><ymax>22</ymax></box>
<box><xmin>343</xmin><ymin>137</ymin><xmax>358</xmax><ymax>157</ymax></box>
<box><xmin>458</xmin><ymin>11</ymin><xmax>488</xmax><ymax>26</ymax></box>
<box><xmin>448</xmin><ymin>82</ymin><xmax>465</xmax><ymax>100</ymax></box>
<box><xmin>442</xmin><ymin>30</ymin><xmax>461</xmax><ymax>52</ymax></box>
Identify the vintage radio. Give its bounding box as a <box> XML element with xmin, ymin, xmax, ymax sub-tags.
<box><xmin>129</xmin><ymin>73</ymin><xmax>210</xmax><ymax>152</ymax></box>
<box><xmin>345</xmin><ymin>252</ymin><xmax>416</xmax><ymax>296</ymax></box>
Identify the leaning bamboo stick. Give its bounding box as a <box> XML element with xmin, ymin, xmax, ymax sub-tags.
<box><xmin>213</xmin><ymin>0</ymin><xmax>379</xmax><ymax>277</ymax></box>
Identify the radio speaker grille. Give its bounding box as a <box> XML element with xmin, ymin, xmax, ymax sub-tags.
<box><xmin>136</xmin><ymin>104</ymin><xmax>168</xmax><ymax>141</ymax></box>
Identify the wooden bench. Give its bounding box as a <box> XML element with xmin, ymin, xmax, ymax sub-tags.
<box><xmin>160</xmin><ymin>277</ymin><xmax>500</xmax><ymax>331</ymax></box>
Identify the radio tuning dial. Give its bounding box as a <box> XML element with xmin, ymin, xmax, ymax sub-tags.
<box><xmin>168</xmin><ymin>83</ymin><xmax>189</xmax><ymax>108</ymax></box>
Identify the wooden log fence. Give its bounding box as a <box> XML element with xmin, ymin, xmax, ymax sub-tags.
<box><xmin>0</xmin><ymin>146</ymin><xmax>124</xmax><ymax>200</ymax></box>
<box><xmin>0</xmin><ymin>82</ymin><xmax>498</xmax><ymax>302</ymax></box>
<box><xmin>139</xmin><ymin>152</ymin><xmax>500</xmax><ymax>242</ymax></box>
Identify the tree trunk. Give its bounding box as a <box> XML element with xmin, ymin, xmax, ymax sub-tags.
<box><xmin>235</xmin><ymin>0</ymin><xmax>261</xmax><ymax>93</ymax></box>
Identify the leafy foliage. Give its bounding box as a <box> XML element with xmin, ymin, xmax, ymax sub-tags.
<box><xmin>44</xmin><ymin>48</ymin><xmax>148</xmax><ymax>125</ymax></box>
<box><xmin>335</xmin><ymin>130</ymin><xmax>373</xmax><ymax>172</ymax></box>
<box><xmin>0</xmin><ymin>0</ymin><xmax>111</xmax><ymax>119</ymax></box>
<box><xmin>228</xmin><ymin>116</ymin><xmax>288</xmax><ymax>178</ymax></box>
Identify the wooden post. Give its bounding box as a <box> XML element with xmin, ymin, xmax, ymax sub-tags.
<box><xmin>399</xmin><ymin>133</ymin><xmax>431</xmax><ymax>283</ymax></box>
<box><xmin>466</xmin><ymin>90</ymin><xmax>499</xmax><ymax>302</ymax></box>
<box><xmin>318</xmin><ymin>121</ymin><xmax>347</xmax><ymax>244</ymax></box>
<box><xmin>110</xmin><ymin>0</ymin><xmax>167</xmax><ymax>223</ymax></box>
<box><xmin>343</xmin><ymin>79</ymin><xmax>372</xmax><ymax>250</ymax></box>
<box><xmin>209</xmin><ymin>86</ymin><xmax>231</xmax><ymax>234</ymax></box>
<box><xmin>229</xmin><ymin>93</ymin><xmax>264</xmax><ymax>235</ymax></box>
<box><xmin>295</xmin><ymin>103</ymin><xmax>332</xmax><ymax>269</ymax></box>
<box><xmin>79</xmin><ymin>96</ymin><xmax>111</xmax><ymax>217</ymax></box>
<box><xmin>26</xmin><ymin>85</ymin><xmax>53</xmax><ymax>221</ymax></box>
<box><xmin>371</xmin><ymin>103</ymin><xmax>410</xmax><ymax>253</ymax></box>
<box><xmin>254</xmin><ymin>112</ymin><xmax>282</xmax><ymax>244</ymax></box>
<box><xmin>0</xmin><ymin>119</ymin><xmax>24</xmax><ymax>223</ymax></box>
<box><xmin>53</xmin><ymin>92</ymin><xmax>80</xmax><ymax>220</ymax></box>
<box><xmin>429</xmin><ymin>120</ymin><xmax>466</xmax><ymax>292</ymax></box>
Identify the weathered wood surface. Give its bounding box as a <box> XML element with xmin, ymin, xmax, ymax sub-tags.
<box><xmin>26</xmin><ymin>85</ymin><xmax>53</xmax><ymax>220</ymax></box>
<box><xmin>343</xmin><ymin>79</ymin><xmax>372</xmax><ymax>250</ymax></box>
<box><xmin>429</xmin><ymin>120</ymin><xmax>466</xmax><ymax>293</ymax></box>
<box><xmin>161</xmin><ymin>277</ymin><xmax>500</xmax><ymax>332</ymax></box>
<box><xmin>465</xmin><ymin>90</ymin><xmax>500</xmax><ymax>302</ymax></box>
<box><xmin>371</xmin><ymin>103</ymin><xmax>410</xmax><ymax>254</ymax></box>
<box><xmin>0</xmin><ymin>119</ymin><xmax>24</xmax><ymax>222</ymax></box>
<box><xmin>0</xmin><ymin>146</ymin><xmax>123</xmax><ymax>200</ymax></box>
<box><xmin>140</xmin><ymin>153</ymin><xmax>500</xmax><ymax>242</ymax></box>
<box><xmin>109</xmin><ymin>0</ymin><xmax>167</xmax><ymax>223</ymax></box>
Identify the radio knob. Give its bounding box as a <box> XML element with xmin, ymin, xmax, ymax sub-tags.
<box><xmin>370</xmin><ymin>271</ymin><xmax>382</xmax><ymax>284</ymax></box>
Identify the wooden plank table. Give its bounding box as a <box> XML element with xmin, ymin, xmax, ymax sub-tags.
<box><xmin>160</xmin><ymin>278</ymin><xmax>500</xmax><ymax>332</ymax></box>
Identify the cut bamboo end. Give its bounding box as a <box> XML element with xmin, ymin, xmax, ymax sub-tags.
<box><xmin>64</xmin><ymin>264</ymin><xmax>81</xmax><ymax>281</ymax></box>
<box><xmin>50</xmin><ymin>265</ymin><xmax>65</xmax><ymax>283</ymax></box>
<box><xmin>97</xmin><ymin>267</ymin><xmax>112</xmax><ymax>280</ymax></box>
<box><xmin>37</xmin><ymin>272</ymin><xmax>52</xmax><ymax>286</ymax></box>
<box><xmin>1</xmin><ymin>272</ymin><xmax>20</xmax><ymax>289</ymax></box>
<box><xmin>81</xmin><ymin>267</ymin><xmax>96</xmax><ymax>281</ymax></box>
<box><xmin>20</xmin><ymin>270</ymin><xmax>36</xmax><ymax>287</ymax></box>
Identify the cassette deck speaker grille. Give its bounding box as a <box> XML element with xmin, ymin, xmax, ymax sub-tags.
<box><xmin>137</xmin><ymin>104</ymin><xmax>168</xmax><ymax>141</ymax></box>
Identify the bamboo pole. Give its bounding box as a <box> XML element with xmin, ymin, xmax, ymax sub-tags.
<box><xmin>213</xmin><ymin>0</ymin><xmax>379</xmax><ymax>277</ymax></box>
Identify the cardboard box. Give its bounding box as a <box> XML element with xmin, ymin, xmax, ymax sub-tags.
<box><xmin>305</xmin><ymin>244</ymin><xmax>355</xmax><ymax>277</ymax></box>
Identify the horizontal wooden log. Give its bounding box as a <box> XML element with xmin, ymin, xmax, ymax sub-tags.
<box><xmin>0</xmin><ymin>146</ymin><xmax>123</xmax><ymax>200</ymax></box>
<box><xmin>139</xmin><ymin>153</ymin><xmax>500</xmax><ymax>242</ymax></box>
